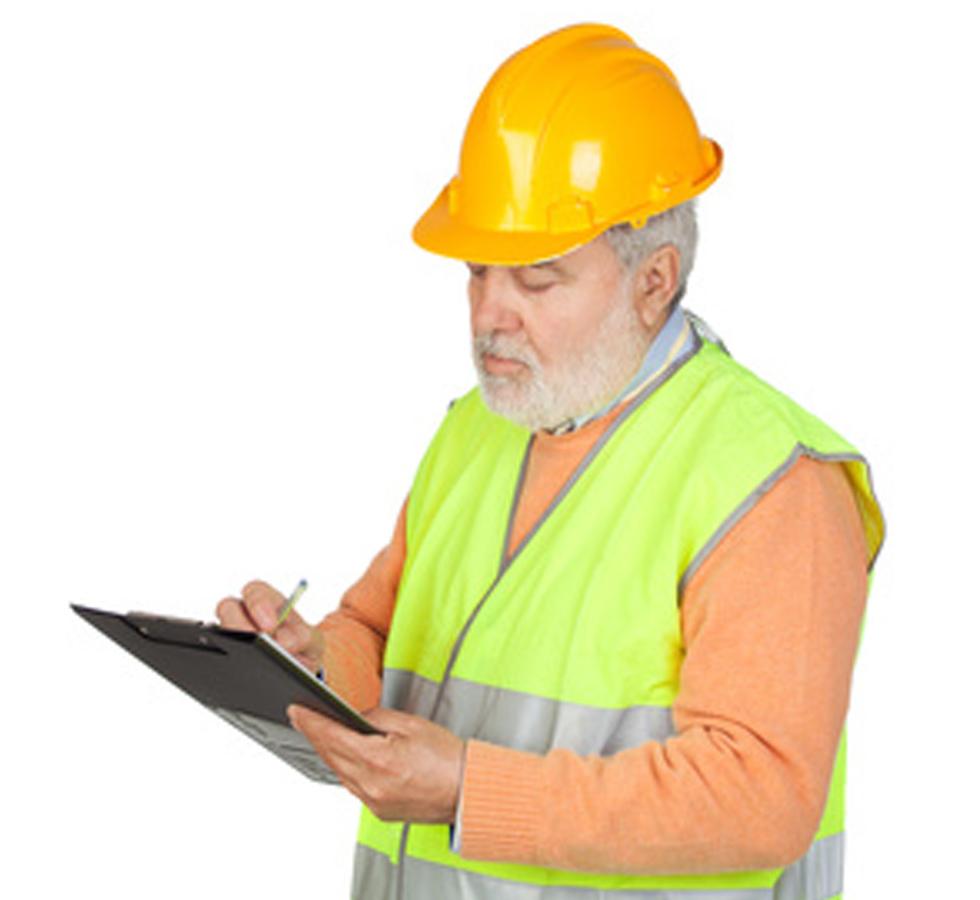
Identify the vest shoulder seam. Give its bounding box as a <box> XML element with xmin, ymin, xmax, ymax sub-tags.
<box><xmin>677</xmin><ymin>443</ymin><xmax>871</xmax><ymax>599</ymax></box>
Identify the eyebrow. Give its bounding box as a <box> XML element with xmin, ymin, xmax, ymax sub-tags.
<box><xmin>511</xmin><ymin>260</ymin><xmax>572</xmax><ymax>285</ymax></box>
<box><xmin>522</xmin><ymin>260</ymin><xmax>571</xmax><ymax>279</ymax></box>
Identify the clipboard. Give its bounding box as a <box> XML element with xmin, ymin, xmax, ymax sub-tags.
<box><xmin>72</xmin><ymin>603</ymin><xmax>383</xmax><ymax>784</ymax></box>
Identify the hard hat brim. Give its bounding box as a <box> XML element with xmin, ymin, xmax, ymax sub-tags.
<box><xmin>412</xmin><ymin>184</ymin><xmax>605</xmax><ymax>267</ymax></box>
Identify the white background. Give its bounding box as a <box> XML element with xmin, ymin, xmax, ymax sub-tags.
<box><xmin>2</xmin><ymin>1</ymin><xmax>977</xmax><ymax>897</ymax></box>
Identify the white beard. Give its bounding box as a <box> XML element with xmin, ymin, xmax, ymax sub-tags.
<box><xmin>472</xmin><ymin>287</ymin><xmax>650</xmax><ymax>432</ymax></box>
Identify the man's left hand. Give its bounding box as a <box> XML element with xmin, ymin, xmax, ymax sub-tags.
<box><xmin>288</xmin><ymin>705</ymin><xmax>464</xmax><ymax>824</ymax></box>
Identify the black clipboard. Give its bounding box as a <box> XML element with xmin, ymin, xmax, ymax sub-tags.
<box><xmin>72</xmin><ymin>603</ymin><xmax>382</xmax><ymax>784</ymax></box>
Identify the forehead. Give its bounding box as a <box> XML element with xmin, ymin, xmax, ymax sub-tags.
<box><xmin>521</xmin><ymin>235</ymin><xmax>619</xmax><ymax>276</ymax></box>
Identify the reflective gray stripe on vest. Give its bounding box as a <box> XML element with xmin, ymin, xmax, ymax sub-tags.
<box><xmin>773</xmin><ymin>832</ymin><xmax>844</xmax><ymax>899</ymax></box>
<box><xmin>382</xmin><ymin>668</ymin><xmax>676</xmax><ymax>755</ymax></box>
<box><xmin>352</xmin><ymin>832</ymin><xmax>844</xmax><ymax>900</ymax></box>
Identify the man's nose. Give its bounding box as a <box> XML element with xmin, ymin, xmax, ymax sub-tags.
<box><xmin>470</xmin><ymin>268</ymin><xmax>523</xmax><ymax>335</ymax></box>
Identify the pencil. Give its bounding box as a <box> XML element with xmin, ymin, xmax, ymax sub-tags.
<box><xmin>276</xmin><ymin>578</ymin><xmax>308</xmax><ymax>627</ymax></box>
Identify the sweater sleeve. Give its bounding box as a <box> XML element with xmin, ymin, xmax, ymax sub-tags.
<box><xmin>315</xmin><ymin>499</ymin><xmax>408</xmax><ymax>712</ymax></box>
<box><xmin>458</xmin><ymin>456</ymin><xmax>870</xmax><ymax>874</ymax></box>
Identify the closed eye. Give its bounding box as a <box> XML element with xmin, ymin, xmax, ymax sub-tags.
<box><xmin>515</xmin><ymin>270</ymin><xmax>559</xmax><ymax>294</ymax></box>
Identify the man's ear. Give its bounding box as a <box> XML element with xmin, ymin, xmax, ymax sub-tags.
<box><xmin>632</xmin><ymin>244</ymin><xmax>680</xmax><ymax>332</ymax></box>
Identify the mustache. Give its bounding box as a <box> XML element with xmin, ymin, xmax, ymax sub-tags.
<box><xmin>472</xmin><ymin>333</ymin><xmax>540</xmax><ymax>370</ymax></box>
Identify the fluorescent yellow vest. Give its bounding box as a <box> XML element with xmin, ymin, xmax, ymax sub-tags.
<box><xmin>353</xmin><ymin>337</ymin><xmax>884</xmax><ymax>900</ymax></box>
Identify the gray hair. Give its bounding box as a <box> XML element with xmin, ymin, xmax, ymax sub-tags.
<box><xmin>603</xmin><ymin>199</ymin><xmax>698</xmax><ymax>305</ymax></box>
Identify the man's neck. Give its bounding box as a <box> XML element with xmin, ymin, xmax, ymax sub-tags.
<box><xmin>547</xmin><ymin>303</ymin><xmax>692</xmax><ymax>436</ymax></box>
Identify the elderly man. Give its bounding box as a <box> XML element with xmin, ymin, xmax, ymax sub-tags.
<box><xmin>218</xmin><ymin>23</ymin><xmax>883</xmax><ymax>900</ymax></box>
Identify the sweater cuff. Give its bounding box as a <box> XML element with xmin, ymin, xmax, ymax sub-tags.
<box><xmin>458</xmin><ymin>739</ymin><xmax>546</xmax><ymax>863</ymax></box>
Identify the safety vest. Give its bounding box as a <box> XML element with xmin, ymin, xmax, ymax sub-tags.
<box><xmin>353</xmin><ymin>335</ymin><xmax>884</xmax><ymax>900</ymax></box>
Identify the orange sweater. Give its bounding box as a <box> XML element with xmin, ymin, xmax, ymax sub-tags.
<box><xmin>317</xmin><ymin>405</ymin><xmax>869</xmax><ymax>873</ymax></box>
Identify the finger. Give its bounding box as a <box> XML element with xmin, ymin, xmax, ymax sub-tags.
<box><xmin>289</xmin><ymin>704</ymin><xmax>345</xmax><ymax>742</ymax></box>
<box><xmin>289</xmin><ymin>716</ymin><xmax>370</xmax><ymax>785</ymax></box>
<box><xmin>276</xmin><ymin>622</ymin><xmax>313</xmax><ymax>656</ymax></box>
<box><xmin>312</xmin><ymin>751</ymin><xmax>374</xmax><ymax>807</ymax></box>
<box><xmin>361</xmin><ymin>707</ymin><xmax>419</xmax><ymax>735</ymax></box>
<box><xmin>288</xmin><ymin>705</ymin><xmax>376</xmax><ymax>761</ymax></box>
<box><xmin>298</xmin><ymin>623</ymin><xmax>325</xmax><ymax>665</ymax></box>
<box><xmin>215</xmin><ymin>597</ymin><xmax>258</xmax><ymax>631</ymax></box>
<box><xmin>241</xmin><ymin>580</ymin><xmax>284</xmax><ymax>632</ymax></box>
<box><xmin>287</xmin><ymin>708</ymin><xmax>394</xmax><ymax>811</ymax></box>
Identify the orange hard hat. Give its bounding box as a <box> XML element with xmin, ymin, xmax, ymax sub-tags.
<box><xmin>413</xmin><ymin>23</ymin><xmax>722</xmax><ymax>266</ymax></box>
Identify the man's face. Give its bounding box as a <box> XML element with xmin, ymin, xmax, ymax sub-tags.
<box><xmin>468</xmin><ymin>236</ymin><xmax>650</xmax><ymax>432</ymax></box>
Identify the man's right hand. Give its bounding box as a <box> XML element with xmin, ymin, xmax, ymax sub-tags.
<box><xmin>215</xmin><ymin>580</ymin><xmax>325</xmax><ymax>674</ymax></box>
